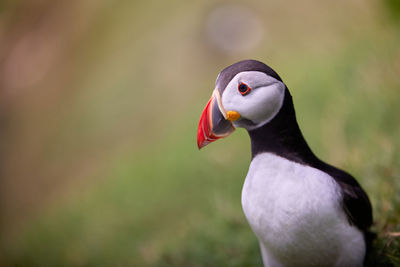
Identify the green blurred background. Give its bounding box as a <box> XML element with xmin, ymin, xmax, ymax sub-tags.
<box><xmin>0</xmin><ymin>0</ymin><xmax>399</xmax><ymax>266</ymax></box>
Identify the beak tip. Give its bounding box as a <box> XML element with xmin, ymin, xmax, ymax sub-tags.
<box><xmin>197</xmin><ymin>136</ymin><xmax>208</xmax><ymax>149</ymax></box>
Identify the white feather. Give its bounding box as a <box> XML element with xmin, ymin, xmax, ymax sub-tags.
<box><xmin>242</xmin><ymin>152</ymin><xmax>366</xmax><ymax>267</ymax></box>
<box><xmin>221</xmin><ymin>71</ymin><xmax>285</xmax><ymax>130</ymax></box>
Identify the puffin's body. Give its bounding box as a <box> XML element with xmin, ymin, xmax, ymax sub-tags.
<box><xmin>197</xmin><ymin>60</ymin><xmax>372</xmax><ymax>267</ymax></box>
<box><xmin>243</xmin><ymin>153</ymin><xmax>366</xmax><ymax>267</ymax></box>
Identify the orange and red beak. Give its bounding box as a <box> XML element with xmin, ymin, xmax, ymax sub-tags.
<box><xmin>197</xmin><ymin>90</ymin><xmax>236</xmax><ymax>149</ymax></box>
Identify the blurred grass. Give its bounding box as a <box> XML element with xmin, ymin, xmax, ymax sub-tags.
<box><xmin>0</xmin><ymin>0</ymin><xmax>400</xmax><ymax>266</ymax></box>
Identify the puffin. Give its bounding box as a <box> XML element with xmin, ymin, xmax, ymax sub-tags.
<box><xmin>197</xmin><ymin>60</ymin><xmax>373</xmax><ymax>267</ymax></box>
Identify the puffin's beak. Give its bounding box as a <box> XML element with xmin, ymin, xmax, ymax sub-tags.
<box><xmin>197</xmin><ymin>90</ymin><xmax>236</xmax><ymax>149</ymax></box>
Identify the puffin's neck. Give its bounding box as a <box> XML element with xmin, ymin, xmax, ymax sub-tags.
<box><xmin>247</xmin><ymin>88</ymin><xmax>318</xmax><ymax>165</ymax></box>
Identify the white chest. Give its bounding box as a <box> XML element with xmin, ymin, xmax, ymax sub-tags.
<box><xmin>241</xmin><ymin>153</ymin><xmax>365</xmax><ymax>267</ymax></box>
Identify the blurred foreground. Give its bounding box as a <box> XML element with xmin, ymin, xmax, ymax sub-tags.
<box><xmin>0</xmin><ymin>0</ymin><xmax>399</xmax><ymax>266</ymax></box>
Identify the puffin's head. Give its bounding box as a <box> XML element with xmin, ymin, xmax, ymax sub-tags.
<box><xmin>197</xmin><ymin>59</ymin><xmax>286</xmax><ymax>149</ymax></box>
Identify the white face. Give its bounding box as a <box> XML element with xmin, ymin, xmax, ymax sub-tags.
<box><xmin>221</xmin><ymin>71</ymin><xmax>286</xmax><ymax>130</ymax></box>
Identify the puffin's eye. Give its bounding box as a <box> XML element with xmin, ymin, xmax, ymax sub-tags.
<box><xmin>238</xmin><ymin>82</ymin><xmax>251</xmax><ymax>95</ymax></box>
